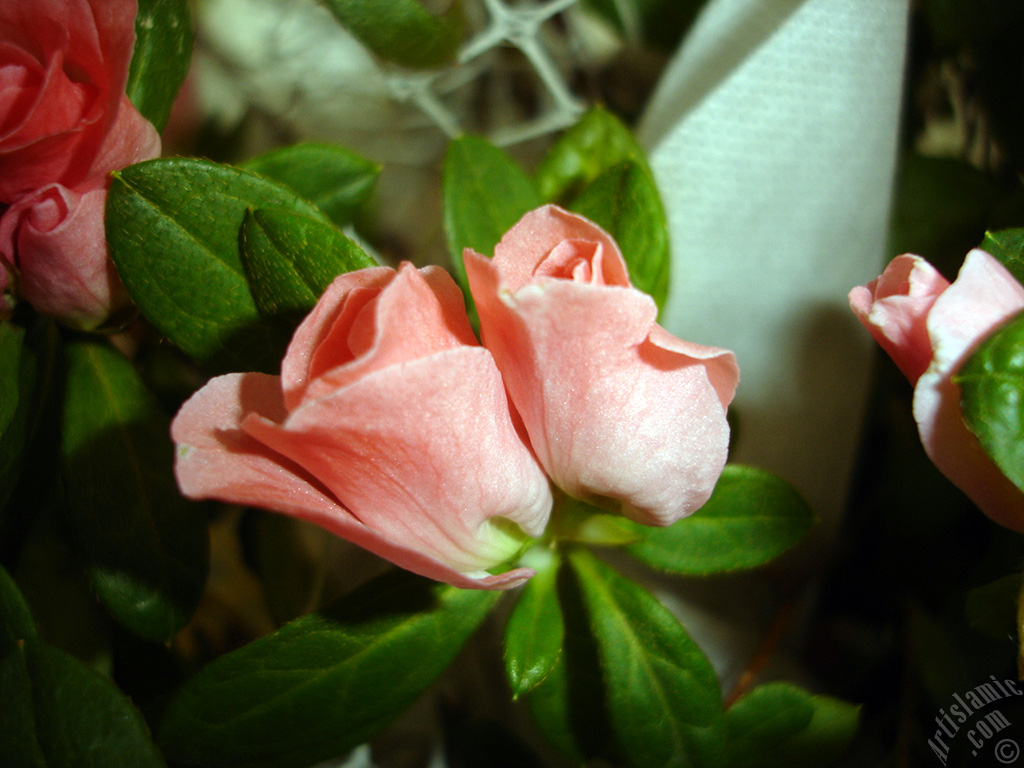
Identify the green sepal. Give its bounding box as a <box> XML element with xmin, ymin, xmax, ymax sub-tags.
<box><xmin>106</xmin><ymin>157</ymin><xmax>330</xmax><ymax>373</ymax></box>
<box><xmin>240</xmin><ymin>207</ymin><xmax>377</xmax><ymax>327</ymax></box>
<box><xmin>242</xmin><ymin>143</ymin><xmax>381</xmax><ymax>226</ymax></box>
<box><xmin>60</xmin><ymin>337</ymin><xmax>209</xmax><ymax>642</ymax></box>
<box><xmin>126</xmin><ymin>0</ymin><xmax>193</xmax><ymax>132</ymax></box>
<box><xmin>625</xmin><ymin>465</ymin><xmax>816</xmax><ymax>575</ymax></box>
<box><xmin>570</xmin><ymin>160</ymin><xmax>670</xmax><ymax>311</ymax></box>
<box><xmin>503</xmin><ymin>548</ymin><xmax>564</xmax><ymax>698</ymax></box>
<box><xmin>568</xmin><ymin>548</ymin><xmax>726</xmax><ymax>768</ymax></box>
<box><xmin>725</xmin><ymin>683</ymin><xmax>859</xmax><ymax>768</ymax></box>
<box><xmin>956</xmin><ymin>310</ymin><xmax>1024</xmax><ymax>494</ymax></box>
<box><xmin>158</xmin><ymin>569</ymin><xmax>499</xmax><ymax>768</ymax></box>
<box><xmin>320</xmin><ymin>0</ymin><xmax>465</xmax><ymax>69</ymax></box>
<box><xmin>443</xmin><ymin>135</ymin><xmax>542</xmax><ymax>295</ymax></box>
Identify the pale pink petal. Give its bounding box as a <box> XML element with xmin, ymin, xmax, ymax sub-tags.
<box><xmin>467</xmin><ymin>247</ymin><xmax>731</xmax><ymax>526</ymax></box>
<box><xmin>280</xmin><ymin>266</ymin><xmax>393</xmax><ymax>409</ymax></box>
<box><xmin>298</xmin><ymin>264</ymin><xmax>479</xmax><ymax>405</ymax></box>
<box><xmin>491</xmin><ymin>205</ymin><xmax>629</xmax><ymax>292</ymax></box>
<box><xmin>849</xmin><ymin>254</ymin><xmax>951</xmax><ymax>384</ymax></box>
<box><xmin>172</xmin><ymin>372</ymin><xmax>537</xmax><ymax>590</ymax></box>
<box><xmin>242</xmin><ymin>347</ymin><xmax>552</xmax><ymax>571</ymax></box>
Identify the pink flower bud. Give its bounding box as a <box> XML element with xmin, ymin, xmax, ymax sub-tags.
<box><xmin>850</xmin><ymin>249</ymin><xmax>1024</xmax><ymax>532</ymax></box>
<box><xmin>172</xmin><ymin>264</ymin><xmax>553</xmax><ymax>589</ymax></box>
<box><xmin>464</xmin><ymin>205</ymin><xmax>739</xmax><ymax>527</ymax></box>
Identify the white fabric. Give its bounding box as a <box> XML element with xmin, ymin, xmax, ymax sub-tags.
<box><xmin>640</xmin><ymin>0</ymin><xmax>910</xmax><ymax>555</ymax></box>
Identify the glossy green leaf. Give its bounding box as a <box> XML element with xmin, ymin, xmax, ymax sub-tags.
<box><xmin>106</xmin><ymin>157</ymin><xmax>328</xmax><ymax>372</ymax></box>
<box><xmin>957</xmin><ymin>310</ymin><xmax>1024</xmax><ymax>494</ymax></box>
<box><xmin>0</xmin><ymin>564</ymin><xmax>36</xmax><ymax>658</ymax></box>
<box><xmin>443</xmin><ymin>135</ymin><xmax>542</xmax><ymax>293</ymax></box>
<box><xmin>159</xmin><ymin>569</ymin><xmax>499</xmax><ymax>768</ymax></box>
<box><xmin>242</xmin><ymin>143</ymin><xmax>381</xmax><ymax>226</ymax></box>
<box><xmin>504</xmin><ymin>549</ymin><xmax>563</xmax><ymax>698</ymax></box>
<box><xmin>126</xmin><ymin>0</ymin><xmax>193</xmax><ymax>131</ymax></box>
<box><xmin>321</xmin><ymin>0</ymin><xmax>465</xmax><ymax>69</ymax></box>
<box><xmin>535</xmin><ymin>106</ymin><xmax>651</xmax><ymax>203</ymax></box>
<box><xmin>241</xmin><ymin>207</ymin><xmax>376</xmax><ymax>326</ymax></box>
<box><xmin>725</xmin><ymin>683</ymin><xmax>859</xmax><ymax>768</ymax></box>
<box><xmin>61</xmin><ymin>338</ymin><xmax>209</xmax><ymax>641</ymax></box>
<box><xmin>569</xmin><ymin>549</ymin><xmax>725</xmax><ymax>768</ymax></box>
<box><xmin>626</xmin><ymin>465</ymin><xmax>815</xmax><ymax>575</ymax></box>
<box><xmin>981</xmin><ymin>228</ymin><xmax>1024</xmax><ymax>287</ymax></box>
<box><xmin>522</xmin><ymin>560</ymin><xmax>614</xmax><ymax>764</ymax></box>
<box><xmin>0</xmin><ymin>639</ymin><xmax>163</xmax><ymax>768</ymax></box>
<box><xmin>571</xmin><ymin>160</ymin><xmax>670</xmax><ymax>310</ymax></box>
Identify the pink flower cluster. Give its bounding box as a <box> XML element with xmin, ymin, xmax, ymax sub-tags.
<box><xmin>0</xmin><ymin>0</ymin><xmax>161</xmax><ymax>329</ymax></box>
<box><xmin>850</xmin><ymin>249</ymin><xmax>1024</xmax><ymax>533</ymax></box>
<box><xmin>173</xmin><ymin>206</ymin><xmax>740</xmax><ymax>589</ymax></box>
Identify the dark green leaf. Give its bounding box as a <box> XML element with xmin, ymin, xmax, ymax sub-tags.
<box><xmin>535</xmin><ymin>106</ymin><xmax>651</xmax><ymax>203</ymax></box>
<box><xmin>0</xmin><ymin>640</ymin><xmax>164</xmax><ymax>768</ymax></box>
<box><xmin>106</xmin><ymin>157</ymin><xmax>329</xmax><ymax>372</ymax></box>
<box><xmin>571</xmin><ymin>160</ymin><xmax>670</xmax><ymax>310</ymax></box>
<box><xmin>725</xmin><ymin>683</ymin><xmax>858</xmax><ymax>768</ymax></box>
<box><xmin>61</xmin><ymin>338</ymin><xmax>208</xmax><ymax>641</ymax></box>
<box><xmin>569</xmin><ymin>549</ymin><xmax>725</xmax><ymax>768</ymax></box>
<box><xmin>626</xmin><ymin>465</ymin><xmax>815</xmax><ymax>575</ymax></box>
<box><xmin>0</xmin><ymin>564</ymin><xmax>36</xmax><ymax>658</ymax></box>
<box><xmin>158</xmin><ymin>569</ymin><xmax>499</xmax><ymax>768</ymax></box>
<box><xmin>126</xmin><ymin>0</ymin><xmax>193</xmax><ymax>132</ymax></box>
<box><xmin>504</xmin><ymin>550</ymin><xmax>563</xmax><ymax>697</ymax></box>
<box><xmin>443</xmin><ymin>135</ymin><xmax>542</xmax><ymax>294</ymax></box>
<box><xmin>956</xmin><ymin>310</ymin><xmax>1024</xmax><ymax>494</ymax></box>
<box><xmin>242</xmin><ymin>143</ymin><xmax>381</xmax><ymax>226</ymax></box>
<box><xmin>240</xmin><ymin>207</ymin><xmax>376</xmax><ymax>326</ymax></box>
<box><xmin>0</xmin><ymin>321</ymin><xmax>28</xmax><ymax>513</ymax></box>
<box><xmin>321</xmin><ymin>0</ymin><xmax>465</xmax><ymax>69</ymax></box>
<box><xmin>981</xmin><ymin>228</ymin><xmax>1024</xmax><ymax>288</ymax></box>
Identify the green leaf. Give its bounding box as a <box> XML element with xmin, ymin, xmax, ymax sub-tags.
<box><xmin>240</xmin><ymin>207</ymin><xmax>376</xmax><ymax>326</ymax></box>
<box><xmin>504</xmin><ymin>549</ymin><xmax>563</xmax><ymax>698</ymax></box>
<box><xmin>0</xmin><ymin>321</ymin><xmax>28</xmax><ymax>513</ymax></box>
<box><xmin>106</xmin><ymin>157</ymin><xmax>329</xmax><ymax>372</ymax></box>
<box><xmin>158</xmin><ymin>569</ymin><xmax>499</xmax><ymax>768</ymax></box>
<box><xmin>126</xmin><ymin>0</ymin><xmax>193</xmax><ymax>132</ymax></box>
<box><xmin>725</xmin><ymin>683</ymin><xmax>858</xmax><ymax>768</ymax></box>
<box><xmin>0</xmin><ymin>639</ymin><xmax>164</xmax><ymax>768</ymax></box>
<box><xmin>981</xmin><ymin>228</ymin><xmax>1024</xmax><ymax>291</ymax></box>
<box><xmin>626</xmin><ymin>465</ymin><xmax>816</xmax><ymax>575</ymax></box>
<box><xmin>0</xmin><ymin>564</ymin><xmax>36</xmax><ymax>658</ymax></box>
<box><xmin>956</xmin><ymin>310</ymin><xmax>1024</xmax><ymax>494</ymax></box>
<box><xmin>582</xmin><ymin>0</ymin><xmax>705</xmax><ymax>52</ymax></box>
<box><xmin>321</xmin><ymin>0</ymin><xmax>465</xmax><ymax>69</ymax></box>
<box><xmin>443</xmin><ymin>135</ymin><xmax>542</xmax><ymax>293</ymax></box>
<box><xmin>568</xmin><ymin>548</ymin><xmax>725</xmax><ymax>768</ymax></box>
<box><xmin>61</xmin><ymin>338</ymin><xmax>209</xmax><ymax>641</ymax></box>
<box><xmin>535</xmin><ymin>106</ymin><xmax>652</xmax><ymax>203</ymax></box>
<box><xmin>242</xmin><ymin>143</ymin><xmax>381</xmax><ymax>226</ymax></box>
<box><xmin>571</xmin><ymin>160</ymin><xmax>670</xmax><ymax>310</ymax></box>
